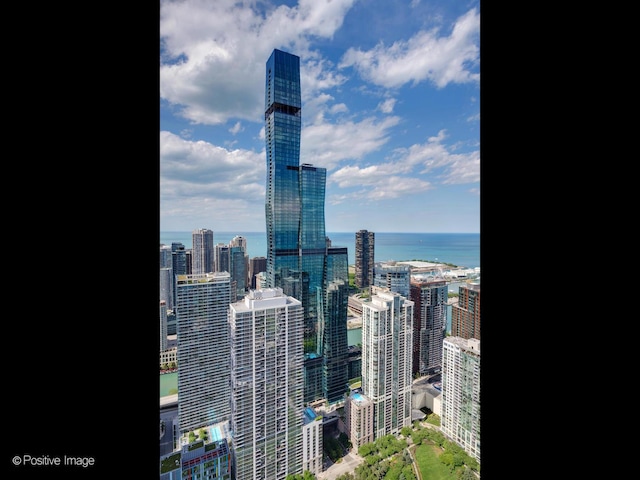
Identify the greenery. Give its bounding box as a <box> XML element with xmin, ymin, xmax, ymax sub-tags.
<box><xmin>187</xmin><ymin>440</ymin><xmax>204</xmax><ymax>451</ymax></box>
<box><xmin>426</xmin><ymin>413</ymin><xmax>441</xmax><ymax>427</ymax></box>
<box><xmin>286</xmin><ymin>471</ymin><xmax>316</xmax><ymax>480</ymax></box>
<box><xmin>333</xmin><ymin>420</ymin><xmax>478</xmax><ymax>480</ymax></box>
<box><xmin>159</xmin><ymin>452</ymin><xmax>181</xmax><ymax>474</ymax></box>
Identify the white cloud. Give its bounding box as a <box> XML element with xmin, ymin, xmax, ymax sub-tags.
<box><xmin>301</xmin><ymin>116</ymin><xmax>401</xmax><ymax>170</ymax></box>
<box><xmin>377</xmin><ymin>98</ymin><xmax>396</xmax><ymax>113</ymax></box>
<box><xmin>160</xmin><ymin>0</ymin><xmax>356</xmax><ymax>126</ymax></box>
<box><xmin>229</xmin><ymin>122</ymin><xmax>244</xmax><ymax>135</ymax></box>
<box><xmin>338</xmin><ymin>7</ymin><xmax>479</xmax><ymax>89</ymax></box>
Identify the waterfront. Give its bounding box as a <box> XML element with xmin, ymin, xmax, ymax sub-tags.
<box><xmin>160</xmin><ymin>231</ymin><xmax>480</xmax><ymax>269</ymax></box>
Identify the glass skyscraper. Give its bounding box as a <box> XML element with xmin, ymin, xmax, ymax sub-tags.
<box><xmin>264</xmin><ymin>49</ymin><xmax>348</xmax><ymax>403</ymax></box>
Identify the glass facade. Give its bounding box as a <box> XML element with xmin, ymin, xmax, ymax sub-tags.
<box><xmin>410</xmin><ymin>280</ymin><xmax>448</xmax><ymax>376</ymax></box>
<box><xmin>264</xmin><ymin>49</ymin><xmax>349</xmax><ymax>404</ymax></box>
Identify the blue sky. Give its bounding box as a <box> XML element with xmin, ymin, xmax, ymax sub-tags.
<box><xmin>160</xmin><ymin>0</ymin><xmax>480</xmax><ymax>233</ymax></box>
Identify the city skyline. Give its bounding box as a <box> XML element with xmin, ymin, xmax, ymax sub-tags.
<box><xmin>160</xmin><ymin>0</ymin><xmax>480</xmax><ymax>234</ymax></box>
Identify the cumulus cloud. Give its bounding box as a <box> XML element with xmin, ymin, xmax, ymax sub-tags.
<box><xmin>338</xmin><ymin>7</ymin><xmax>479</xmax><ymax>89</ymax></box>
<box><xmin>160</xmin><ymin>0</ymin><xmax>356</xmax><ymax>125</ymax></box>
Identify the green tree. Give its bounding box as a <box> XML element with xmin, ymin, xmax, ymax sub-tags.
<box><xmin>457</xmin><ymin>467</ymin><xmax>477</xmax><ymax>480</ymax></box>
<box><xmin>358</xmin><ymin>442</ymin><xmax>374</xmax><ymax>457</ymax></box>
<box><xmin>440</xmin><ymin>452</ymin><xmax>455</xmax><ymax>471</ymax></box>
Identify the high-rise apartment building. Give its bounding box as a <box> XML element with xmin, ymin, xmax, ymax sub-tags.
<box><xmin>192</xmin><ymin>228</ymin><xmax>214</xmax><ymax>274</ymax></box>
<box><xmin>372</xmin><ymin>262</ymin><xmax>411</xmax><ymax>297</ymax></box>
<box><xmin>264</xmin><ymin>49</ymin><xmax>348</xmax><ymax>404</ymax></box>
<box><xmin>441</xmin><ymin>336</ymin><xmax>480</xmax><ymax>463</ymax></box>
<box><xmin>355</xmin><ymin>230</ymin><xmax>375</xmax><ymax>288</ymax></box>
<box><xmin>301</xmin><ymin>406</ymin><xmax>323</xmax><ymax>476</ymax></box>
<box><xmin>409</xmin><ymin>277</ymin><xmax>448</xmax><ymax>376</ymax></box>
<box><xmin>361</xmin><ymin>290</ymin><xmax>414</xmax><ymax>439</ymax></box>
<box><xmin>344</xmin><ymin>391</ymin><xmax>374</xmax><ymax>451</ymax></box>
<box><xmin>229</xmin><ymin>235</ymin><xmax>246</xmax><ymax>250</ymax></box>
<box><xmin>176</xmin><ymin>272</ymin><xmax>231</xmax><ymax>433</ymax></box>
<box><xmin>229</xmin><ymin>288</ymin><xmax>304</xmax><ymax>480</ymax></box>
<box><xmin>451</xmin><ymin>283</ymin><xmax>480</xmax><ymax>340</ymax></box>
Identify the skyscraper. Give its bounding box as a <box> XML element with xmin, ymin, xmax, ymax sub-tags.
<box><xmin>264</xmin><ymin>48</ymin><xmax>348</xmax><ymax>404</ymax></box>
<box><xmin>191</xmin><ymin>228</ymin><xmax>214</xmax><ymax>274</ymax></box>
<box><xmin>229</xmin><ymin>288</ymin><xmax>304</xmax><ymax>480</ymax></box>
<box><xmin>441</xmin><ymin>336</ymin><xmax>481</xmax><ymax>463</ymax></box>
<box><xmin>214</xmin><ymin>243</ymin><xmax>230</xmax><ymax>274</ymax></box>
<box><xmin>229</xmin><ymin>245</ymin><xmax>247</xmax><ymax>302</ymax></box>
<box><xmin>160</xmin><ymin>300</ymin><xmax>168</xmax><ymax>353</ymax></box>
<box><xmin>451</xmin><ymin>283</ymin><xmax>481</xmax><ymax>340</ymax></box>
<box><xmin>409</xmin><ymin>277</ymin><xmax>448</xmax><ymax>376</ymax></box>
<box><xmin>176</xmin><ymin>272</ymin><xmax>231</xmax><ymax>433</ymax></box>
<box><xmin>249</xmin><ymin>256</ymin><xmax>267</xmax><ymax>289</ymax></box>
<box><xmin>355</xmin><ymin>230</ymin><xmax>375</xmax><ymax>288</ymax></box>
<box><xmin>361</xmin><ymin>290</ymin><xmax>413</xmax><ymax>439</ymax></box>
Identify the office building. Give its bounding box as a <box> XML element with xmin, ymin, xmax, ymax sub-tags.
<box><xmin>441</xmin><ymin>337</ymin><xmax>480</xmax><ymax>463</ymax></box>
<box><xmin>409</xmin><ymin>277</ymin><xmax>448</xmax><ymax>376</ymax></box>
<box><xmin>160</xmin><ymin>300</ymin><xmax>168</xmax><ymax>352</ymax></box>
<box><xmin>372</xmin><ymin>262</ymin><xmax>411</xmax><ymax>298</ymax></box>
<box><xmin>344</xmin><ymin>391</ymin><xmax>374</xmax><ymax>451</ymax></box>
<box><xmin>160</xmin><ymin>267</ymin><xmax>174</xmax><ymax>311</ymax></box>
<box><xmin>229</xmin><ymin>245</ymin><xmax>247</xmax><ymax>302</ymax></box>
<box><xmin>166</xmin><ymin>310</ymin><xmax>177</xmax><ymax>336</ymax></box>
<box><xmin>170</xmin><ymin>243</ymin><xmax>189</xmax><ymax>308</ymax></box>
<box><xmin>249</xmin><ymin>256</ymin><xmax>267</xmax><ymax>289</ymax></box>
<box><xmin>451</xmin><ymin>283</ymin><xmax>480</xmax><ymax>340</ymax></box>
<box><xmin>192</xmin><ymin>228</ymin><xmax>214</xmax><ymax>274</ymax></box>
<box><xmin>361</xmin><ymin>290</ymin><xmax>413</xmax><ymax>439</ymax></box>
<box><xmin>160</xmin><ymin>244</ymin><xmax>172</xmax><ymax>268</ymax></box>
<box><xmin>321</xmin><ymin>280</ymin><xmax>349</xmax><ymax>404</ymax></box>
<box><xmin>229</xmin><ymin>288</ymin><xmax>304</xmax><ymax>480</ymax></box>
<box><xmin>215</xmin><ymin>243</ymin><xmax>230</xmax><ymax>274</ymax></box>
<box><xmin>264</xmin><ymin>48</ymin><xmax>349</xmax><ymax>404</ymax></box>
<box><xmin>347</xmin><ymin>345</ymin><xmax>362</xmax><ymax>381</ymax></box>
<box><xmin>171</xmin><ymin>242</ymin><xmax>188</xmax><ymax>275</ymax></box>
<box><xmin>176</xmin><ymin>272</ymin><xmax>231</xmax><ymax>433</ymax></box>
<box><xmin>355</xmin><ymin>230</ymin><xmax>375</xmax><ymax>288</ymax></box>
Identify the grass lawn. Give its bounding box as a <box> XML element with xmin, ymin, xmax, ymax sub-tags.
<box><xmin>413</xmin><ymin>441</ymin><xmax>457</xmax><ymax>480</ymax></box>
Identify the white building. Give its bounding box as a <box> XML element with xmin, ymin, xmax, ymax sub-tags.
<box><xmin>176</xmin><ymin>272</ymin><xmax>231</xmax><ymax>433</ymax></box>
<box><xmin>361</xmin><ymin>290</ymin><xmax>414</xmax><ymax>439</ymax></box>
<box><xmin>441</xmin><ymin>337</ymin><xmax>480</xmax><ymax>463</ymax></box>
<box><xmin>229</xmin><ymin>288</ymin><xmax>304</xmax><ymax>480</ymax></box>
<box><xmin>301</xmin><ymin>407</ymin><xmax>323</xmax><ymax>476</ymax></box>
